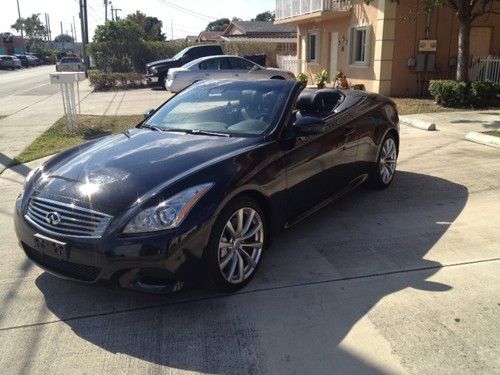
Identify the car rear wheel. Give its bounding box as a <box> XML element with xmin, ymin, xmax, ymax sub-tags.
<box><xmin>367</xmin><ymin>133</ymin><xmax>398</xmax><ymax>189</ymax></box>
<box><xmin>205</xmin><ymin>197</ymin><xmax>267</xmax><ymax>292</ymax></box>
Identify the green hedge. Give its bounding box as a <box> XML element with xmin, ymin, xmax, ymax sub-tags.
<box><xmin>429</xmin><ymin>80</ymin><xmax>500</xmax><ymax>108</ymax></box>
<box><xmin>88</xmin><ymin>71</ymin><xmax>147</xmax><ymax>91</ymax></box>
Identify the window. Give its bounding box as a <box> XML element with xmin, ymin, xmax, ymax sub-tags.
<box><xmin>350</xmin><ymin>27</ymin><xmax>370</xmax><ymax>65</ymax></box>
<box><xmin>228</xmin><ymin>57</ymin><xmax>256</xmax><ymax>70</ymax></box>
<box><xmin>307</xmin><ymin>31</ymin><xmax>320</xmax><ymax>63</ymax></box>
<box><xmin>199</xmin><ymin>58</ymin><xmax>219</xmax><ymax>70</ymax></box>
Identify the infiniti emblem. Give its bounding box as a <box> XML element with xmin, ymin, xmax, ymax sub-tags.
<box><xmin>46</xmin><ymin>211</ymin><xmax>61</xmax><ymax>225</ymax></box>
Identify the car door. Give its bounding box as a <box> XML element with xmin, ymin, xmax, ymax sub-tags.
<box><xmin>197</xmin><ymin>57</ymin><xmax>233</xmax><ymax>81</ymax></box>
<box><xmin>284</xmin><ymin>113</ymin><xmax>357</xmax><ymax>221</ymax></box>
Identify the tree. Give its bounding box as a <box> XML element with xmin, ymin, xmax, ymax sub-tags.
<box><xmin>11</xmin><ymin>13</ymin><xmax>46</xmax><ymax>51</ymax></box>
<box><xmin>365</xmin><ymin>0</ymin><xmax>500</xmax><ymax>82</ymax></box>
<box><xmin>205</xmin><ymin>18</ymin><xmax>230</xmax><ymax>31</ymax></box>
<box><xmin>54</xmin><ymin>34</ymin><xmax>74</xmax><ymax>43</ymax></box>
<box><xmin>88</xmin><ymin>19</ymin><xmax>145</xmax><ymax>72</ymax></box>
<box><xmin>252</xmin><ymin>11</ymin><xmax>275</xmax><ymax>22</ymax></box>
<box><xmin>126</xmin><ymin>10</ymin><xmax>165</xmax><ymax>41</ymax></box>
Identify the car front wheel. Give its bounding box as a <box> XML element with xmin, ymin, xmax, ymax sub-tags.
<box><xmin>205</xmin><ymin>197</ymin><xmax>267</xmax><ymax>292</ymax></box>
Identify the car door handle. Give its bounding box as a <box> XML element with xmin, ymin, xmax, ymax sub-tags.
<box><xmin>205</xmin><ymin>73</ymin><xmax>210</xmax><ymax>76</ymax></box>
<box><xmin>234</xmin><ymin>73</ymin><xmax>239</xmax><ymax>77</ymax></box>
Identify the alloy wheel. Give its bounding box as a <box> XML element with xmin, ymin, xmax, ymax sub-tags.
<box><xmin>379</xmin><ymin>137</ymin><xmax>397</xmax><ymax>184</ymax></box>
<box><xmin>217</xmin><ymin>207</ymin><xmax>264</xmax><ymax>284</ymax></box>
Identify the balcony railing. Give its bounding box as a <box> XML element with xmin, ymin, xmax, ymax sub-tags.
<box><xmin>275</xmin><ymin>0</ymin><xmax>352</xmax><ymax>21</ymax></box>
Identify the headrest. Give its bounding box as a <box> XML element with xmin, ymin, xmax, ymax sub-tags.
<box><xmin>296</xmin><ymin>90</ymin><xmax>317</xmax><ymax>113</ymax></box>
<box><xmin>241</xmin><ymin>90</ymin><xmax>262</xmax><ymax>109</ymax></box>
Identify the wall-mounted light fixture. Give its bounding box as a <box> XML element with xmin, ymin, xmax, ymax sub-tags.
<box><xmin>338</xmin><ymin>35</ymin><xmax>347</xmax><ymax>52</ymax></box>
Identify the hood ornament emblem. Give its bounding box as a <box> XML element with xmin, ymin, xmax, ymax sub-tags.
<box><xmin>46</xmin><ymin>211</ymin><xmax>61</xmax><ymax>226</ymax></box>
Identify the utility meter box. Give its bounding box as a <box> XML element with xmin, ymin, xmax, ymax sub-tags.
<box><xmin>50</xmin><ymin>72</ymin><xmax>86</xmax><ymax>84</ymax></box>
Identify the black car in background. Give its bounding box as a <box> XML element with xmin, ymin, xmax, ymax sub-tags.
<box><xmin>15</xmin><ymin>80</ymin><xmax>399</xmax><ymax>294</ymax></box>
<box><xmin>15</xmin><ymin>55</ymin><xmax>29</xmax><ymax>67</ymax></box>
<box><xmin>146</xmin><ymin>44</ymin><xmax>223</xmax><ymax>89</ymax></box>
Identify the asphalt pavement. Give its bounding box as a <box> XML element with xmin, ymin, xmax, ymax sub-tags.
<box><xmin>0</xmin><ymin>114</ymin><xmax>499</xmax><ymax>373</ymax></box>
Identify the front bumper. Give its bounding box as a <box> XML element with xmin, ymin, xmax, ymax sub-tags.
<box><xmin>146</xmin><ymin>74</ymin><xmax>159</xmax><ymax>84</ymax></box>
<box><xmin>14</xmin><ymin>197</ymin><xmax>212</xmax><ymax>291</ymax></box>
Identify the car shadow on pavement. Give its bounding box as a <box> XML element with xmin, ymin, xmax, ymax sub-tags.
<box><xmin>0</xmin><ymin>153</ymin><xmax>31</xmax><ymax>177</ymax></box>
<box><xmin>35</xmin><ymin>171</ymin><xmax>468</xmax><ymax>373</ymax></box>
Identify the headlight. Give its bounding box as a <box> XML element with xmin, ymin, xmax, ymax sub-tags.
<box><xmin>151</xmin><ymin>66</ymin><xmax>157</xmax><ymax>73</ymax></box>
<box><xmin>20</xmin><ymin>166</ymin><xmax>42</xmax><ymax>197</ymax></box>
<box><xmin>123</xmin><ymin>183</ymin><xmax>213</xmax><ymax>234</ymax></box>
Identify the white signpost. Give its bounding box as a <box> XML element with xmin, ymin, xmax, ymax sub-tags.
<box><xmin>50</xmin><ymin>72</ymin><xmax>86</xmax><ymax>130</ymax></box>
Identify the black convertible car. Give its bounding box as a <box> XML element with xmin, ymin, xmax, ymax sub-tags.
<box><xmin>15</xmin><ymin>80</ymin><xmax>399</xmax><ymax>293</ymax></box>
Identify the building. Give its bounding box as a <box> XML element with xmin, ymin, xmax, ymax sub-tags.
<box><xmin>221</xmin><ymin>20</ymin><xmax>297</xmax><ymax>69</ymax></box>
<box><xmin>275</xmin><ymin>0</ymin><xmax>500</xmax><ymax>96</ymax></box>
<box><xmin>0</xmin><ymin>33</ymin><xmax>24</xmax><ymax>54</ymax></box>
<box><xmin>197</xmin><ymin>31</ymin><xmax>223</xmax><ymax>43</ymax></box>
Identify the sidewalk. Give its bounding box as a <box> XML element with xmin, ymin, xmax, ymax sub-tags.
<box><xmin>400</xmin><ymin>109</ymin><xmax>500</xmax><ymax>135</ymax></box>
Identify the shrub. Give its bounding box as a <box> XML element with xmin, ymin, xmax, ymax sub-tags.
<box><xmin>471</xmin><ymin>81</ymin><xmax>500</xmax><ymax>107</ymax></box>
<box><xmin>88</xmin><ymin>71</ymin><xmax>146</xmax><ymax>91</ymax></box>
<box><xmin>429</xmin><ymin>80</ymin><xmax>500</xmax><ymax>108</ymax></box>
<box><xmin>296</xmin><ymin>73</ymin><xmax>308</xmax><ymax>86</ymax></box>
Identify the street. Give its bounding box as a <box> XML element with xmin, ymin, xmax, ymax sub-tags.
<box><xmin>0</xmin><ymin>65</ymin><xmax>59</xmax><ymax>101</ymax></box>
<box><xmin>0</xmin><ymin>109</ymin><xmax>499</xmax><ymax>373</ymax></box>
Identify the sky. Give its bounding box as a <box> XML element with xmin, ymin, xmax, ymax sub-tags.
<box><xmin>1</xmin><ymin>0</ymin><xmax>276</xmax><ymax>41</ymax></box>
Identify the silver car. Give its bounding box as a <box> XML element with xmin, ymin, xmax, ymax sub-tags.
<box><xmin>56</xmin><ymin>57</ymin><xmax>85</xmax><ymax>72</ymax></box>
<box><xmin>0</xmin><ymin>55</ymin><xmax>22</xmax><ymax>70</ymax></box>
<box><xmin>165</xmin><ymin>55</ymin><xmax>295</xmax><ymax>93</ymax></box>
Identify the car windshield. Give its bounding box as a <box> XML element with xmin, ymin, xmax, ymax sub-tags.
<box><xmin>144</xmin><ymin>80</ymin><xmax>295</xmax><ymax>137</ymax></box>
<box><xmin>172</xmin><ymin>47</ymin><xmax>190</xmax><ymax>60</ymax></box>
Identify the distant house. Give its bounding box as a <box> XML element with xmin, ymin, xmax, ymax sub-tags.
<box><xmin>275</xmin><ymin>0</ymin><xmax>500</xmax><ymax>96</ymax></box>
<box><xmin>197</xmin><ymin>31</ymin><xmax>223</xmax><ymax>43</ymax></box>
<box><xmin>185</xmin><ymin>35</ymin><xmax>198</xmax><ymax>43</ymax></box>
<box><xmin>221</xmin><ymin>21</ymin><xmax>297</xmax><ymax>68</ymax></box>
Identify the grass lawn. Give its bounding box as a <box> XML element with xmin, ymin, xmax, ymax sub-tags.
<box><xmin>484</xmin><ymin>130</ymin><xmax>500</xmax><ymax>137</ymax></box>
<box><xmin>391</xmin><ymin>98</ymin><xmax>463</xmax><ymax>115</ymax></box>
<box><xmin>14</xmin><ymin>114</ymin><xmax>143</xmax><ymax>164</ymax></box>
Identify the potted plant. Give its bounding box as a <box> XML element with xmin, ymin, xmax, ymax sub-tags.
<box><xmin>315</xmin><ymin>69</ymin><xmax>328</xmax><ymax>89</ymax></box>
<box><xmin>335</xmin><ymin>71</ymin><xmax>349</xmax><ymax>89</ymax></box>
<box><xmin>296</xmin><ymin>73</ymin><xmax>308</xmax><ymax>87</ymax></box>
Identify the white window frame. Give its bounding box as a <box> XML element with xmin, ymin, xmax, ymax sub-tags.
<box><xmin>349</xmin><ymin>26</ymin><xmax>370</xmax><ymax>66</ymax></box>
<box><xmin>307</xmin><ymin>30</ymin><xmax>320</xmax><ymax>64</ymax></box>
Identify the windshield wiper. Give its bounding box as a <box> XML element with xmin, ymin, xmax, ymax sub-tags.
<box><xmin>162</xmin><ymin>128</ymin><xmax>231</xmax><ymax>137</ymax></box>
<box><xmin>142</xmin><ymin>124</ymin><xmax>164</xmax><ymax>132</ymax></box>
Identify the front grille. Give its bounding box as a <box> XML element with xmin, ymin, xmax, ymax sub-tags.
<box><xmin>23</xmin><ymin>243</ymin><xmax>101</xmax><ymax>282</ymax></box>
<box><xmin>25</xmin><ymin>197</ymin><xmax>112</xmax><ymax>238</ymax></box>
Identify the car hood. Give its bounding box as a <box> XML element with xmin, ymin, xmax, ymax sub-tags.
<box><xmin>31</xmin><ymin>128</ymin><xmax>258</xmax><ymax>216</ymax></box>
<box><xmin>147</xmin><ymin>58</ymin><xmax>175</xmax><ymax>67</ymax></box>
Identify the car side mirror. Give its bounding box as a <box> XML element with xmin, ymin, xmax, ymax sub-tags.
<box><xmin>293</xmin><ymin>113</ymin><xmax>326</xmax><ymax>136</ymax></box>
<box><xmin>143</xmin><ymin>109</ymin><xmax>155</xmax><ymax>119</ymax></box>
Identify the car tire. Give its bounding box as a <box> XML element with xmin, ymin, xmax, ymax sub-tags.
<box><xmin>367</xmin><ymin>132</ymin><xmax>398</xmax><ymax>189</ymax></box>
<box><xmin>205</xmin><ymin>197</ymin><xmax>267</xmax><ymax>292</ymax></box>
<box><xmin>160</xmin><ymin>74</ymin><xmax>167</xmax><ymax>90</ymax></box>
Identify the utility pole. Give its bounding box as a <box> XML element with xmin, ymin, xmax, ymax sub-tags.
<box><xmin>79</xmin><ymin>0</ymin><xmax>89</xmax><ymax>74</ymax></box>
<box><xmin>73</xmin><ymin>16</ymin><xmax>77</xmax><ymax>43</ymax></box>
<box><xmin>171</xmin><ymin>19</ymin><xmax>173</xmax><ymax>41</ymax></box>
<box><xmin>70</xmin><ymin>23</ymin><xmax>74</xmax><ymax>45</ymax></box>
<box><xmin>104</xmin><ymin>0</ymin><xmax>108</xmax><ymax>22</ymax></box>
<box><xmin>60</xmin><ymin>21</ymin><xmax>65</xmax><ymax>52</ymax></box>
<box><xmin>47</xmin><ymin>13</ymin><xmax>52</xmax><ymax>41</ymax></box>
<box><xmin>113</xmin><ymin>8</ymin><xmax>122</xmax><ymax>21</ymax></box>
<box><xmin>110</xmin><ymin>3</ymin><xmax>114</xmax><ymax>21</ymax></box>
<box><xmin>16</xmin><ymin>0</ymin><xmax>25</xmax><ymax>53</ymax></box>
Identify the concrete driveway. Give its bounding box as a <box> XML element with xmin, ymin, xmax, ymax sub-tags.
<box><xmin>0</xmin><ymin>123</ymin><xmax>499</xmax><ymax>373</ymax></box>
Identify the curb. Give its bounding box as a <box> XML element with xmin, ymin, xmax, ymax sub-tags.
<box><xmin>465</xmin><ymin>131</ymin><xmax>500</xmax><ymax>149</ymax></box>
<box><xmin>400</xmin><ymin>117</ymin><xmax>436</xmax><ymax>131</ymax></box>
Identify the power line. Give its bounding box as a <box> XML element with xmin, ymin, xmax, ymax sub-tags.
<box><xmin>155</xmin><ymin>0</ymin><xmax>216</xmax><ymax>21</ymax></box>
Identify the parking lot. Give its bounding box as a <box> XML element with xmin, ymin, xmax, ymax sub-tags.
<box><xmin>0</xmin><ymin>106</ymin><xmax>499</xmax><ymax>373</ymax></box>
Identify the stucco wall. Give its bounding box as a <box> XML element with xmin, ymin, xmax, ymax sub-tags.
<box><xmin>391</xmin><ymin>1</ymin><xmax>500</xmax><ymax>96</ymax></box>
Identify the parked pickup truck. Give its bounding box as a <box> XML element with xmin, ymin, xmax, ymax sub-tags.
<box><xmin>146</xmin><ymin>44</ymin><xmax>223</xmax><ymax>90</ymax></box>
